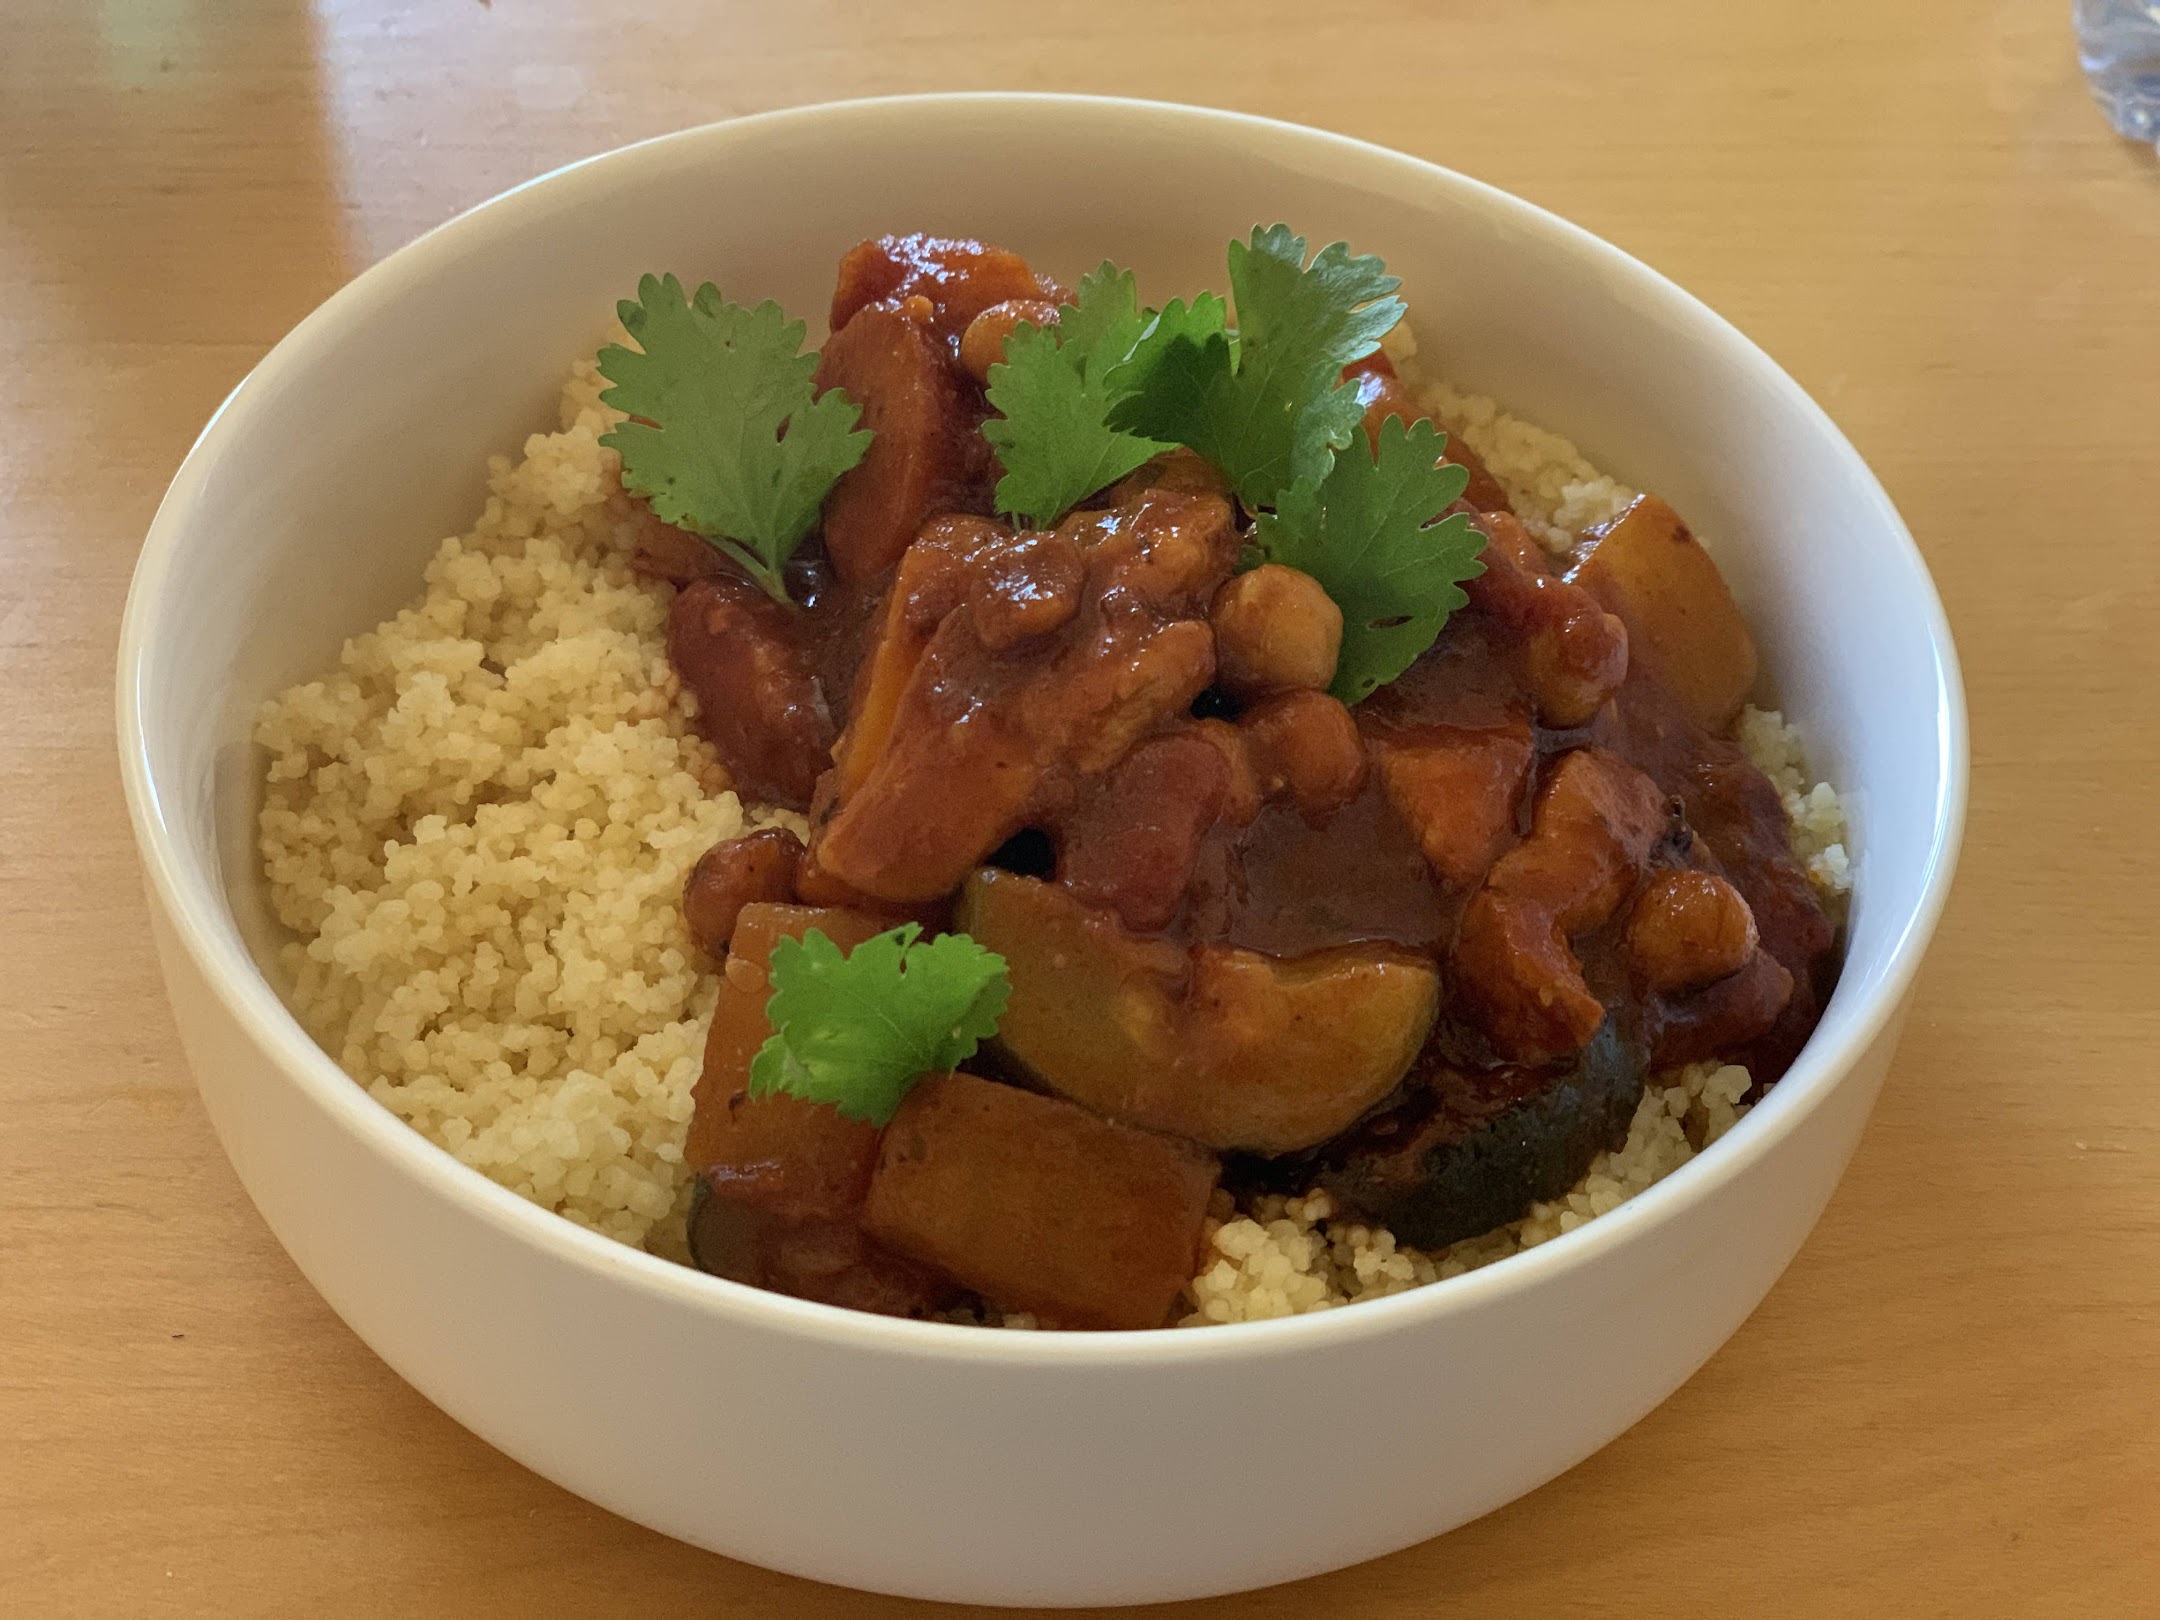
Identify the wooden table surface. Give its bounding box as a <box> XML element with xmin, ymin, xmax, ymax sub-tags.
<box><xmin>7</xmin><ymin>0</ymin><xmax>2156</xmax><ymax>1612</ymax></box>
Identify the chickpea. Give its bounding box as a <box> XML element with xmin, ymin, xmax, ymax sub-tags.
<box><xmin>958</xmin><ymin>297</ymin><xmax>1062</xmax><ymax>384</ymax></box>
<box><xmin>1239</xmin><ymin>690</ymin><xmax>1368</xmax><ymax>821</ymax></box>
<box><xmin>1521</xmin><ymin>599</ymin><xmax>1630</xmax><ymax>729</ymax></box>
<box><xmin>1467</xmin><ymin>513</ymin><xmax>1629</xmax><ymax>727</ymax></box>
<box><xmin>1209</xmin><ymin>564</ymin><xmax>1343</xmax><ymax>696</ymax></box>
<box><xmin>1188</xmin><ymin>718</ymin><xmax>1264</xmax><ymax>826</ymax></box>
<box><xmin>1624</xmin><ymin>869</ymin><xmax>1759</xmax><ymax>995</ymax></box>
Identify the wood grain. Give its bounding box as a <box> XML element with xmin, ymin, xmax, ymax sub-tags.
<box><xmin>4</xmin><ymin>0</ymin><xmax>2156</xmax><ymax>1612</ymax></box>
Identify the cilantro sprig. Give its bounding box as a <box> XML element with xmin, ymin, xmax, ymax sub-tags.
<box><xmin>981</xmin><ymin>264</ymin><xmax>1176</xmax><ymax>528</ymax></box>
<box><xmin>1111</xmin><ymin>226</ymin><xmax>1404</xmax><ymax>509</ymax></box>
<box><xmin>599</xmin><ymin>273</ymin><xmax>873</xmax><ymax>604</ymax></box>
<box><xmin>1251</xmin><ymin>416</ymin><xmax>1486</xmax><ymax>704</ymax></box>
<box><xmin>990</xmin><ymin>225</ymin><xmax>1473</xmax><ymax>701</ymax></box>
<box><xmin>982</xmin><ymin>228</ymin><xmax>1409</xmax><ymax>523</ymax></box>
<box><xmin>748</xmin><ymin>924</ymin><xmax>1011</xmax><ymax>1126</ymax></box>
<box><xmin>1098</xmin><ymin>292</ymin><xmax>1231</xmax><ymax>416</ymax></box>
<box><xmin>602</xmin><ymin>230</ymin><xmax>1478</xmax><ymax>705</ymax></box>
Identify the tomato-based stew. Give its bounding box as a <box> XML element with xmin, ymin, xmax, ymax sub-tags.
<box><xmin>644</xmin><ymin>231</ymin><xmax>1843</xmax><ymax>1329</ymax></box>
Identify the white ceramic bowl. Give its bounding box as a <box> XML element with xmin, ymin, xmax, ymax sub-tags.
<box><xmin>116</xmin><ymin>94</ymin><xmax>1964</xmax><ymax>1607</ymax></box>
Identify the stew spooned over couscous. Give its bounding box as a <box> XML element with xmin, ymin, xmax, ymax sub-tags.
<box><xmin>258</xmin><ymin>227</ymin><xmax>1849</xmax><ymax>1330</ymax></box>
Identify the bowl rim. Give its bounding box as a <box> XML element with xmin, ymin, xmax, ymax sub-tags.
<box><xmin>114</xmin><ymin>90</ymin><xmax>1968</xmax><ymax>1366</ymax></box>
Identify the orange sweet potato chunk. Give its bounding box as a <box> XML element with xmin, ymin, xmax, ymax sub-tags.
<box><xmin>813</xmin><ymin>303</ymin><xmax>975</xmax><ymax>585</ymax></box>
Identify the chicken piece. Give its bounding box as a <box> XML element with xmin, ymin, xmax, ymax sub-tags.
<box><xmin>1056</xmin><ymin>618</ymin><xmax>1218</xmax><ymax>777</ymax></box>
<box><xmin>1624</xmin><ymin>868</ymin><xmax>1758</xmax><ymax>995</ymax></box>
<box><xmin>1455</xmin><ymin>748</ymin><xmax>1672</xmax><ymax>1063</ymax></box>
<box><xmin>814</xmin><ymin>299</ymin><xmax>985</xmax><ymax>585</ymax></box>
<box><xmin>812</xmin><ymin>489</ymin><xmax>1237</xmax><ymax>904</ymax></box>
<box><xmin>682</xmin><ymin>828</ymin><xmax>804</xmax><ymax>956</ymax></box>
<box><xmin>1057</xmin><ymin>730</ymin><xmax>1232</xmax><ymax>933</ymax></box>
<box><xmin>862</xmin><ymin>1071</ymin><xmax>1219</xmax><ymax>1330</ymax></box>
<box><xmin>962</xmin><ymin>526</ymin><xmax>1085</xmax><ymax>651</ymax></box>
<box><xmin>1372</xmin><ymin>715</ymin><xmax>1536</xmax><ymax>889</ymax></box>
<box><xmin>858</xmin><ymin>512</ymin><xmax>1084</xmax><ymax>653</ymax></box>
<box><xmin>959</xmin><ymin>297</ymin><xmax>1062</xmax><ymax>384</ymax></box>
<box><xmin>1209</xmin><ymin>564</ymin><xmax>1343</xmax><ymax>696</ymax></box>
<box><xmin>683</xmin><ymin>903</ymin><xmax>954</xmax><ymax>1317</ymax></box>
<box><xmin>1572</xmin><ymin>494</ymin><xmax>1759</xmax><ymax>731</ymax></box>
<box><xmin>1485</xmin><ymin>753</ymin><xmax>1670</xmax><ymax>944</ymax></box>
<box><xmin>831</xmin><ymin>233</ymin><xmax>1066</xmax><ymax>354</ymax></box>
<box><xmin>667</xmin><ymin>575</ymin><xmax>834</xmax><ymax>809</ymax></box>
<box><xmin>960</xmin><ymin>871</ymin><xmax>1440</xmax><ymax>1155</ymax></box>
<box><xmin>1341</xmin><ymin>352</ymin><xmax>1512</xmax><ymax>512</ymax></box>
<box><xmin>1464</xmin><ymin>512</ymin><xmax>1631</xmax><ymax>728</ymax></box>
<box><xmin>1239</xmin><ymin>689</ymin><xmax>1369</xmax><ymax>822</ymax></box>
<box><xmin>812</xmin><ymin>522</ymin><xmax>1092</xmax><ymax>906</ymax></box>
<box><xmin>1070</xmin><ymin>489</ymin><xmax>1238</xmax><ymax>609</ymax></box>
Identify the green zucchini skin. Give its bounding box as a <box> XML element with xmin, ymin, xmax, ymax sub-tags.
<box><xmin>1311</xmin><ymin>1021</ymin><xmax>1648</xmax><ymax>1250</ymax></box>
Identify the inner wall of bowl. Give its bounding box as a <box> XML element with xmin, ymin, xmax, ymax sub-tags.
<box><xmin>138</xmin><ymin>96</ymin><xmax>1945</xmax><ymax>1078</ymax></box>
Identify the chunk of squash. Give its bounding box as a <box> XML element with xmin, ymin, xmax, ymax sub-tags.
<box><xmin>1571</xmin><ymin>494</ymin><xmax>1758</xmax><ymax>730</ymax></box>
<box><xmin>683</xmin><ymin>902</ymin><xmax>961</xmax><ymax>1318</ymax></box>
<box><xmin>1315</xmin><ymin>1020</ymin><xmax>1647</xmax><ymax>1249</ymax></box>
<box><xmin>956</xmin><ymin>870</ymin><xmax>1439</xmax><ymax>1155</ymax></box>
<box><xmin>684</xmin><ymin>903</ymin><xmax>896</xmax><ymax>1177</ymax></box>
<box><xmin>863</xmin><ymin>1071</ymin><xmax>1217</xmax><ymax>1330</ymax></box>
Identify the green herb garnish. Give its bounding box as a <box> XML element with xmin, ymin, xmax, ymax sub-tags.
<box><xmin>603</xmin><ymin>229</ymin><xmax>1474</xmax><ymax>700</ymax></box>
<box><xmin>748</xmin><ymin>925</ymin><xmax>1011</xmax><ymax>1126</ymax></box>
<box><xmin>1099</xmin><ymin>291</ymin><xmax>1231</xmax><ymax>410</ymax></box>
<box><xmin>1111</xmin><ymin>225</ymin><xmax>1404</xmax><ymax>510</ymax></box>
<box><xmin>598</xmin><ymin>273</ymin><xmax>873</xmax><ymax>604</ymax></box>
<box><xmin>981</xmin><ymin>263</ymin><xmax>1176</xmax><ymax>529</ymax></box>
<box><xmin>1250</xmin><ymin>415</ymin><xmax>1486</xmax><ymax>704</ymax></box>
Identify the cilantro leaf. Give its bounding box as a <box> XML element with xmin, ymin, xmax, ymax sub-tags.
<box><xmin>598</xmin><ymin>273</ymin><xmax>872</xmax><ymax>602</ymax></box>
<box><xmin>1051</xmin><ymin>260</ymin><xmax>1149</xmax><ymax>363</ymax></box>
<box><xmin>982</xmin><ymin>263</ymin><xmax>1174</xmax><ymax>528</ymax></box>
<box><xmin>748</xmin><ymin>924</ymin><xmax>1011</xmax><ymax>1126</ymax></box>
<box><xmin>1112</xmin><ymin>334</ymin><xmax>1365</xmax><ymax>512</ymax></box>
<box><xmin>1250</xmin><ymin>415</ymin><xmax>1486</xmax><ymax>704</ymax></box>
<box><xmin>1100</xmin><ymin>291</ymin><xmax>1230</xmax><ymax>405</ymax></box>
<box><xmin>1232</xmin><ymin>224</ymin><xmax>1403</xmax><ymax>382</ymax></box>
<box><xmin>1112</xmin><ymin>226</ymin><xmax>1403</xmax><ymax>509</ymax></box>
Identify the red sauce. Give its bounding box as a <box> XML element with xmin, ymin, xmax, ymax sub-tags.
<box><xmin>660</xmin><ymin>230</ymin><xmax>1845</xmax><ymax>1321</ymax></box>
